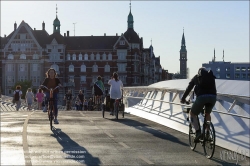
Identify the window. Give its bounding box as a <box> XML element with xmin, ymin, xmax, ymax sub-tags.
<box><xmin>104</xmin><ymin>64</ymin><xmax>110</xmax><ymax>72</ymax></box>
<box><xmin>134</xmin><ymin>63</ymin><xmax>138</xmax><ymax>72</ymax></box>
<box><xmin>7</xmin><ymin>54</ymin><xmax>14</xmax><ymax>60</ymax></box>
<box><xmin>84</xmin><ymin>54</ymin><xmax>88</xmax><ymax>60</ymax></box>
<box><xmin>6</xmin><ymin>76</ymin><xmax>14</xmax><ymax>83</ymax></box>
<box><xmin>92</xmin><ymin>76</ymin><xmax>97</xmax><ymax>83</ymax></box>
<box><xmin>216</xmin><ymin>74</ymin><xmax>220</xmax><ymax>78</ymax></box>
<box><xmin>67</xmin><ymin>54</ymin><xmax>71</xmax><ymax>60</ymax></box>
<box><xmin>242</xmin><ymin>74</ymin><xmax>246</xmax><ymax>79</ymax></box>
<box><xmin>19</xmin><ymin>64</ymin><xmax>26</xmax><ymax>71</ymax></box>
<box><xmin>248</xmin><ymin>74</ymin><xmax>250</xmax><ymax>79</ymax></box>
<box><xmin>226</xmin><ymin>73</ymin><xmax>230</xmax><ymax>79</ymax></box>
<box><xmin>119</xmin><ymin>75</ymin><xmax>126</xmax><ymax>83</ymax></box>
<box><xmin>108</xmin><ymin>53</ymin><xmax>112</xmax><ymax>60</ymax></box>
<box><xmin>69</xmin><ymin>65</ymin><xmax>74</xmax><ymax>72</ymax></box>
<box><xmin>92</xmin><ymin>64</ymin><xmax>98</xmax><ymax>72</ymax></box>
<box><xmin>241</xmin><ymin>67</ymin><xmax>246</xmax><ymax>72</ymax></box>
<box><xmin>248</xmin><ymin>67</ymin><xmax>250</xmax><ymax>71</ymax></box>
<box><xmin>69</xmin><ymin>76</ymin><xmax>74</xmax><ymax>82</ymax></box>
<box><xmin>225</xmin><ymin>67</ymin><xmax>230</xmax><ymax>72</ymax></box>
<box><xmin>79</xmin><ymin>53</ymin><xmax>82</xmax><ymax>60</ymax></box>
<box><xmin>235</xmin><ymin>73</ymin><xmax>240</xmax><ymax>79</ymax></box>
<box><xmin>33</xmin><ymin>54</ymin><xmax>39</xmax><ymax>59</ymax></box>
<box><xmin>80</xmin><ymin>65</ymin><xmax>86</xmax><ymax>72</ymax></box>
<box><xmin>235</xmin><ymin>67</ymin><xmax>240</xmax><ymax>72</ymax></box>
<box><xmin>117</xmin><ymin>51</ymin><xmax>126</xmax><ymax>60</ymax></box>
<box><xmin>33</xmin><ymin>64</ymin><xmax>38</xmax><ymax>71</ymax></box>
<box><xmin>72</xmin><ymin>54</ymin><xmax>76</xmax><ymax>60</ymax></box>
<box><xmin>102</xmin><ymin>53</ymin><xmax>106</xmax><ymax>60</ymax></box>
<box><xmin>20</xmin><ymin>54</ymin><xmax>26</xmax><ymax>59</ymax></box>
<box><xmin>216</xmin><ymin>67</ymin><xmax>220</xmax><ymax>72</ymax></box>
<box><xmin>20</xmin><ymin>34</ymin><xmax>26</xmax><ymax>40</ymax></box>
<box><xmin>120</xmin><ymin>41</ymin><xmax>125</xmax><ymax>45</ymax></box>
<box><xmin>96</xmin><ymin>53</ymin><xmax>100</xmax><ymax>60</ymax></box>
<box><xmin>91</xmin><ymin>53</ymin><xmax>95</xmax><ymax>60</ymax></box>
<box><xmin>80</xmin><ymin>76</ymin><xmax>86</xmax><ymax>82</ymax></box>
<box><xmin>118</xmin><ymin>64</ymin><xmax>126</xmax><ymax>72</ymax></box>
<box><xmin>7</xmin><ymin>64</ymin><xmax>14</xmax><ymax>72</ymax></box>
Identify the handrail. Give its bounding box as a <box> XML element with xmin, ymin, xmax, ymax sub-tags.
<box><xmin>123</xmin><ymin>96</ymin><xmax>250</xmax><ymax>119</ymax></box>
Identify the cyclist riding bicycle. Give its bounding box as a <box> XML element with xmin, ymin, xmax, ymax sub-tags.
<box><xmin>181</xmin><ymin>67</ymin><xmax>217</xmax><ymax>142</ymax></box>
<box><xmin>93</xmin><ymin>75</ymin><xmax>105</xmax><ymax>110</ymax></box>
<box><xmin>40</xmin><ymin>68</ymin><xmax>62</xmax><ymax>124</ymax></box>
<box><xmin>108</xmin><ymin>72</ymin><xmax>123</xmax><ymax>115</ymax></box>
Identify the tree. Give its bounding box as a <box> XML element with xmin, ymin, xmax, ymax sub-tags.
<box><xmin>12</xmin><ymin>80</ymin><xmax>33</xmax><ymax>99</ymax></box>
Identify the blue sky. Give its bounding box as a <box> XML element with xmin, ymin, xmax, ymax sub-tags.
<box><xmin>1</xmin><ymin>1</ymin><xmax>249</xmax><ymax>77</ymax></box>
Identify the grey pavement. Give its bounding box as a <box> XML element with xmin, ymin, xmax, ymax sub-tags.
<box><xmin>1</xmin><ymin>109</ymin><xmax>249</xmax><ymax>166</ymax></box>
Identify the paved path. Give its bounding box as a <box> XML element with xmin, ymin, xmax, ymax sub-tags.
<box><xmin>1</xmin><ymin>108</ymin><xmax>249</xmax><ymax>166</ymax></box>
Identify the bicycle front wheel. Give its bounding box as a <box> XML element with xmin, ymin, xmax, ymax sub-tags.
<box><xmin>50</xmin><ymin>107</ymin><xmax>53</xmax><ymax>130</ymax></box>
<box><xmin>189</xmin><ymin>123</ymin><xmax>197</xmax><ymax>150</ymax></box>
<box><xmin>203</xmin><ymin>122</ymin><xmax>215</xmax><ymax>159</ymax></box>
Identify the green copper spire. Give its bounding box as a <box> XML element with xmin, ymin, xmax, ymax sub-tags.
<box><xmin>127</xmin><ymin>1</ymin><xmax>134</xmax><ymax>29</ymax></box>
<box><xmin>53</xmin><ymin>4</ymin><xmax>61</xmax><ymax>33</ymax></box>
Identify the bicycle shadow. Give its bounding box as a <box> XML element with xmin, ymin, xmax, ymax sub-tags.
<box><xmin>107</xmin><ymin>118</ymin><xmax>188</xmax><ymax>147</ymax></box>
<box><xmin>51</xmin><ymin>127</ymin><xmax>101</xmax><ymax>166</ymax></box>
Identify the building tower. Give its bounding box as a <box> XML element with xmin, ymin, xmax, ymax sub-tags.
<box><xmin>180</xmin><ymin>29</ymin><xmax>187</xmax><ymax>79</ymax></box>
<box><xmin>127</xmin><ymin>1</ymin><xmax>134</xmax><ymax>29</ymax></box>
<box><xmin>53</xmin><ymin>4</ymin><xmax>60</xmax><ymax>33</ymax></box>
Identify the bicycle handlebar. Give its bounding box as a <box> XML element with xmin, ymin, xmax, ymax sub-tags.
<box><xmin>40</xmin><ymin>85</ymin><xmax>60</xmax><ymax>91</ymax></box>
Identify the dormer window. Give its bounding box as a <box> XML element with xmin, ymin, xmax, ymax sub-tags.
<box><xmin>7</xmin><ymin>54</ymin><xmax>14</xmax><ymax>60</ymax></box>
<box><xmin>120</xmin><ymin>41</ymin><xmax>125</xmax><ymax>45</ymax></box>
<box><xmin>20</xmin><ymin>54</ymin><xmax>26</xmax><ymax>59</ymax></box>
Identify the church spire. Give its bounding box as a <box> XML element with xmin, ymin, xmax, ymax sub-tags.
<box><xmin>127</xmin><ymin>0</ymin><xmax>134</xmax><ymax>29</ymax></box>
<box><xmin>53</xmin><ymin>4</ymin><xmax>61</xmax><ymax>33</ymax></box>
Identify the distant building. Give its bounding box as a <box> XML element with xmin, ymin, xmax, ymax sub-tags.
<box><xmin>202</xmin><ymin>49</ymin><xmax>250</xmax><ymax>81</ymax></box>
<box><xmin>179</xmin><ymin>30</ymin><xmax>187</xmax><ymax>79</ymax></box>
<box><xmin>0</xmin><ymin>4</ymin><xmax>165</xmax><ymax>100</ymax></box>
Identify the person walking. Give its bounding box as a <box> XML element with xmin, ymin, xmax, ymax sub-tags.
<box><xmin>36</xmin><ymin>88</ymin><xmax>45</xmax><ymax>110</ymax></box>
<box><xmin>25</xmin><ymin>88</ymin><xmax>34</xmax><ymax>110</ymax></box>
<box><xmin>64</xmin><ymin>90</ymin><xmax>73</xmax><ymax>110</ymax></box>
<box><xmin>13</xmin><ymin>85</ymin><xmax>22</xmax><ymax>111</ymax></box>
<box><xmin>77</xmin><ymin>90</ymin><xmax>84</xmax><ymax>110</ymax></box>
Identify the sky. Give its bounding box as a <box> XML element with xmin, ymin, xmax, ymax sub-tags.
<box><xmin>1</xmin><ymin>1</ymin><xmax>249</xmax><ymax>77</ymax></box>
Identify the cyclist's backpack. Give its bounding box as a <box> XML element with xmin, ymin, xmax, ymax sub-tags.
<box><xmin>14</xmin><ymin>90</ymin><xmax>20</xmax><ymax>101</ymax></box>
<box><xmin>198</xmin><ymin>70</ymin><xmax>216</xmax><ymax>90</ymax></box>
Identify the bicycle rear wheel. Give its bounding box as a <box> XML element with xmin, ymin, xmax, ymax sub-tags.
<box><xmin>203</xmin><ymin>122</ymin><xmax>215</xmax><ymax>159</ymax></box>
<box><xmin>189</xmin><ymin>123</ymin><xmax>197</xmax><ymax>150</ymax></box>
<box><xmin>115</xmin><ymin>102</ymin><xmax>118</xmax><ymax>120</ymax></box>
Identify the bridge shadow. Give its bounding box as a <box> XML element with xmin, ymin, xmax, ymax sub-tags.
<box><xmin>107</xmin><ymin>117</ymin><xmax>188</xmax><ymax>147</ymax></box>
<box><xmin>51</xmin><ymin>127</ymin><xmax>101</xmax><ymax>166</ymax></box>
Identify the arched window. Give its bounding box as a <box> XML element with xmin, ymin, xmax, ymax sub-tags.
<box><xmin>67</xmin><ymin>54</ymin><xmax>71</xmax><ymax>60</ymax></box>
<box><xmin>69</xmin><ymin>65</ymin><xmax>74</xmax><ymax>72</ymax></box>
<box><xmin>7</xmin><ymin>54</ymin><xmax>14</xmax><ymax>60</ymax></box>
<box><xmin>79</xmin><ymin>53</ymin><xmax>82</xmax><ymax>60</ymax></box>
<box><xmin>51</xmin><ymin>64</ymin><xmax>59</xmax><ymax>74</ymax></box>
<box><xmin>104</xmin><ymin>64</ymin><xmax>110</xmax><ymax>72</ymax></box>
<box><xmin>81</xmin><ymin>64</ymin><xmax>86</xmax><ymax>72</ymax></box>
<box><xmin>72</xmin><ymin>53</ymin><xmax>76</xmax><ymax>60</ymax></box>
<box><xmin>96</xmin><ymin>53</ymin><xmax>100</xmax><ymax>60</ymax></box>
<box><xmin>84</xmin><ymin>53</ymin><xmax>88</xmax><ymax>60</ymax></box>
<box><xmin>108</xmin><ymin>53</ymin><xmax>112</xmax><ymax>60</ymax></box>
<box><xmin>92</xmin><ymin>64</ymin><xmax>98</xmax><ymax>72</ymax></box>
<box><xmin>33</xmin><ymin>54</ymin><xmax>39</xmax><ymax>59</ymax></box>
<box><xmin>20</xmin><ymin>54</ymin><xmax>26</xmax><ymax>59</ymax></box>
<box><xmin>91</xmin><ymin>53</ymin><xmax>94</xmax><ymax>60</ymax></box>
<box><xmin>102</xmin><ymin>53</ymin><xmax>106</xmax><ymax>60</ymax></box>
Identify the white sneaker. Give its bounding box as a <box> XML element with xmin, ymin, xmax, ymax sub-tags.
<box><xmin>54</xmin><ymin>119</ymin><xmax>59</xmax><ymax>124</ymax></box>
<box><xmin>43</xmin><ymin>107</ymin><xmax>47</xmax><ymax>112</ymax></box>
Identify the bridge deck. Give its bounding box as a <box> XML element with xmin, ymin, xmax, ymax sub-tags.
<box><xmin>1</xmin><ymin>109</ymin><xmax>249</xmax><ymax>166</ymax></box>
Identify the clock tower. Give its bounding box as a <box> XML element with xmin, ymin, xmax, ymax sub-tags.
<box><xmin>180</xmin><ymin>30</ymin><xmax>187</xmax><ymax>79</ymax></box>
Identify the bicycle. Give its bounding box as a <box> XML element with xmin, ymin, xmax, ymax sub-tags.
<box><xmin>40</xmin><ymin>85</ymin><xmax>60</xmax><ymax>130</ymax></box>
<box><xmin>183</xmin><ymin>101</ymin><xmax>216</xmax><ymax>159</ymax></box>
<box><xmin>102</xmin><ymin>93</ymin><xmax>124</xmax><ymax>119</ymax></box>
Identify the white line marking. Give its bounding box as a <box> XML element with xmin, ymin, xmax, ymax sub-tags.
<box><xmin>118</xmin><ymin>142</ymin><xmax>130</xmax><ymax>148</ymax></box>
<box><xmin>139</xmin><ymin>155</ymin><xmax>154</xmax><ymax>165</ymax></box>
<box><xmin>105</xmin><ymin>131</ymin><xmax>114</xmax><ymax>138</ymax></box>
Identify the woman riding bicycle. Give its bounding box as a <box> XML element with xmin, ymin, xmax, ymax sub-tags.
<box><xmin>40</xmin><ymin>68</ymin><xmax>62</xmax><ymax>124</ymax></box>
<box><xmin>108</xmin><ymin>72</ymin><xmax>123</xmax><ymax>115</ymax></box>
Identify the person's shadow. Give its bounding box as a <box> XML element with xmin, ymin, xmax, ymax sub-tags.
<box><xmin>51</xmin><ymin>127</ymin><xmax>101</xmax><ymax>166</ymax></box>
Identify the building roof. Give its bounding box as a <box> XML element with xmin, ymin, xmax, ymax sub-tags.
<box><xmin>124</xmin><ymin>28</ymin><xmax>140</xmax><ymax>43</ymax></box>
